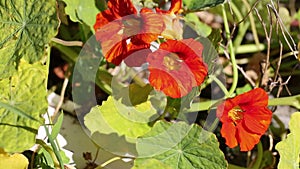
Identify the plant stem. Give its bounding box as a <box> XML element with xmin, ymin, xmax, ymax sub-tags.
<box><xmin>222</xmin><ymin>4</ymin><xmax>238</xmax><ymax>97</ymax></box>
<box><xmin>43</xmin><ymin>125</ymin><xmax>65</xmax><ymax>169</ymax></box>
<box><xmin>210</xmin><ymin>75</ymin><xmax>229</xmax><ymax>96</ymax></box>
<box><xmin>251</xmin><ymin>141</ymin><xmax>263</xmax><ymax>169</ymax></box>
<box><xmin>96</xmin><ymin>157</ymin><xmax>121</xmax><ymax>169</ymax></box>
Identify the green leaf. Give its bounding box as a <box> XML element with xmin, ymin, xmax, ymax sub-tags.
<box><xmin>207</xmin><ymin>28</ymin><xmax>222</xmax><ymax>51</ymax></box>
<box><xmin>62</xmin><ymin>0</ymin><xmax>100</xmax><ymax>31</ymax></box>
<box><xmin>184</xmin><ymin>13</ymin><xmax>212</xmax><ymax>37</ymax></box>
<box><xmin>165</xmin><ymin>86</ymin><xmax>200</xmax><ymax>119</ymax></box>
<box><xmin>136</xmin><ymin>121</ymin><xmax>227</xmax><ymax>169</ymax></box>
<box><xmin>84</xmin><ymin>96</ymin><xmax>158</xmax><ymax>141</ymax></box>
<box><xmin>0</xmin><ymin>0</ymin><xmax>58</xmax><ymax>78</ymax></box>
<box><xmin>50</xmin><ymin>113</ymin><xmax>64</xmax><ymax>140</ymax></box>
<box><xmin>276</xmin><ymin>112</ymin><xmax>300</xmax><ymax>169</ymax></box>
<box><xmin>236</xmin><ymin>83</ymin><xmax>252</xmax><ymax>95</ymax></box>
<box><xmin>0</xmin><ymin>61</ymin><xmax>47</xmax><ymax>153</ymax></box>
<box><xmin>132</xmin><ymin>158</ymin><xmax>172</xmax><ymax>169</ymax></box>
<box><xmin>196</xmin><ymin>36</ymin><xmax>219</xmax><ymax>75</ymax></box>
<box><xmin>114</xmin><ymin>83</ymin><xmax>153</xmax><ymax>106</ymax></box>
<box><xmin>183</xmin><ymin>0</ymin><xmax>225</xmax><ymax>11</ymax></box>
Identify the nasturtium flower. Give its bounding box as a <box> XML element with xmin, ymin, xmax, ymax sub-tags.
<box><xmin>216</xmin><ymin>88</ymin><xmax>273</xmax><ymax>151</ymax></box>
<box><xmin>147</xmin><ymin>39</ymin><xmax>208</xmax><ymax>98</ymax></box>
<box><xmin>94</xmin><ymin>0</ymin><xmax>165</xmax><ymax>65</ymax></box>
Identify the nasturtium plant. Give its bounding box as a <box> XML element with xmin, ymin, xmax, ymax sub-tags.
<box><xmin>0</xmin><ymin>0</ymin><xmax>58</xmax><ymax>78</ymax></box>
<box><xmin>0</xmin><ymin>61</ymin><xmax>47</xmax><ymax>153</ymax></box>
<box><xmin>62</xmin><ymin>0</ymin><xmax>101</xmax><ymax>31</ymax></box>
<box><xmin>135</xmin><ymin>121</ymin><xmax>227</xmax><ymax>168</ymax></box>
<box><xmin>276</xmin><ymin>112</ymin><xmax>300</xmax><ymax>169</ymax></box>
<box><xmin>183</xmin><ymin>0</ymin><xmax>225</xmax><ymax>11</ymax></box>
<box><xmin>84</xmin><ymin>96</ymin><xmax>158</xmax><ymax>141</ymax></box>
<box><xmin>132</xmin><ymin>158</ymin><xmax>172</xmax><ymax>169</ymax></box>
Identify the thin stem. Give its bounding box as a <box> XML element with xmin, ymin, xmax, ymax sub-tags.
<box><xmin>51</xmin><ymin>38</ymin><xmax>83</xmax><ymax>47</ymax></box>
<box><xmin>251</xmin><ymin>141</ymin><xmax>263</xmax><ymax>169</ymax></box>
<box><xmin>210</xmin><ymin>75</ymin><xmax>229</xmax><ymax>96</ymax></box>
<box><xmin>222</xmin><ymin>4</ymin><xmax>238</xmax><ymax>97</ymax></box>
<box><xmin>242</xmin><ymin>0</ymin><xmax>260</xmax><ymax>47</ymax></box>
<box><xmin>43</xmin><ymin>125</ymin><xmax>65</xmax><ymax>169</ymax></box>
<box><xmin>96</xmin><ymin>157</ymin><xmax>122</xmax><ymax>169</ymax></box>
<box><xmin>53</xmin><ymin>77</ymin><xmax>69</xmax><ymax>121</ymax></box>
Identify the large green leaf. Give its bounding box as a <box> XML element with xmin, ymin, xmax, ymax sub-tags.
<box><xmin>85</xmin><ymin>96</ymin><xmax>158</xmax><ymax>156</ymax></box>
<box><xmin>276</xmin><ymin>112</ymin><xmax>300</xmax><ymax>169</ymax></box>
<box><xmin>183</xmin><ymin>0</ymin><xmax>225</xmax><ymax>11</ymax></box>
<box><xmin>84</xmin><ymin>96</ymin><xmax>158</xmax><ymax>141</ymax></box>
<box><xmin>132</xmin><ymin>158</ymin><xmax>172</xmax><ymax>169</ymax></box>
<box><xmin>0</xmin><ymin>61</ymin><xmax>47</xmax><ymax>153</ymax></box>
<box><xmin>136</xmin><ymin>121</ymin><xmax>227</xmax><ymax>169</ymax></box>
<box><xmin>0</xmin><ymin>0</ymin><xmax>58</xmax><ymax>78</ymax></box>
<box><xmin>62</xmin><ymin>0</ymin><xmax>101</xmax><ymax>31</ymax></box>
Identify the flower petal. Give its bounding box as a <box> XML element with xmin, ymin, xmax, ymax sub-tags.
<box><xmin>236</xmin><ymin>122</ymin><xmax>261</xmax><ymax>151</ymax></box>
<box><xmin>104</xmin><ymin>39</ymin><xmax>128</xmax><ymax>65</ymax></box>
<box><xmin>169</xmin><ymin>0</ymin><xmax>182</xmax><ymax>14</ymax></box>
<box><xmin>156</xmin><ymin>0</ymin><xmax>182</xmax><ymax>14</ymax></box>
<box><xmin>135</xmin><ymin>9</ymin><xmax>165</xmax><ymax>43</ymax></box>
<box><xmin>124</xmin><ymin>41</ymin><xmax>151</xmax><ymax>67</ymax></box>
<box><xmin>148</xmin><ymin>68</ymin><xmax>183</xmax><ymax>98</ymax></box>
<box><xmin>220</xmin><ymin>122</ymin><xmax>238</xmax><ymax>149</ymax></box>
<box><xmin>243</xmin><ymin>107</ymin><xmax>272</xmax><ymax>134</ymax></box>
<box><xmin>235</xmin><ymin>88</ymin><xmax>268</xmax><ymax>108</ymax></box>
<box><xmin>108</xmin><ymin>0</ymin><xmax>137</xmax><ymax>17</ymax></box>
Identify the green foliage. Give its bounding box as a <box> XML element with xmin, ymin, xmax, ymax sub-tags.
<box><xmin>276</xmin><ymin>112</ymin><xmax>300</xmax><ymax>169</ymax></box>
<box><xmin>50</xmin><ymin>113</ymin><xmax>64</xmax><ymax>140</ymax></box>
<box><xmin>0</xmin><ymin>61</ymin><xmax>47</xmax><ymax>153</ymax></box>
<box><xmin>236</xmin><ymin>84</ymin><xmax>252</xmax><ymax>95</ymax></box>
<box><xmin>84</xmin><ymin>96</ymin><xmax>157</xmax><ymax>141</ymax></box>
<box><xmin>114</xmin><ymin>83</ymin><xmax>154</xmax><ymax>106</ymax></box>
<box><xmin>132</xmin><ymin>158</ymin><xmax>172</xmax><ymax>169</ymax></box>
<box><xmin>0</xmin><ymin>0</ymin><xmax>58</xmax><ymax>78</ymax></box>
<box><xmin>184</xmin><ymin>13</ymin><xmax>212</xmax><ymax>37</ymax></box>
<box><xmin>183</xmin><ymin>0</ymin><xmax>225</xmax><ymax>11</ymax></box>
<box><xmin>136</xmin><ymin>121</ymin><xmax>227</xmax><ymax>169</ymax></box>
<box><xmin>62</xmin><ymin>0</ymin><xmax>101</xmax><ymax>31</ymax></box>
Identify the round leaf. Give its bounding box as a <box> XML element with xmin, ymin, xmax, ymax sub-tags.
<box><xmin>0</xmin><ymin>0</ymin><xmax>58</xmax><ymax>78</ymax></box>
<box><xmin>136</xmin><ymin>121</ymin><xmax>227</xmax><ymax>169</ymax></box>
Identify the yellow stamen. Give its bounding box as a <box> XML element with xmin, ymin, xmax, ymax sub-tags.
<box><xmin>228</xmin><ymin>106</ymin><xmax>244</xmax><ymax>124</ymax></box>
<box><xmin>163</xmin><ymin>53</ymin><xmax>182</xmax><ymax>71</ymax></box>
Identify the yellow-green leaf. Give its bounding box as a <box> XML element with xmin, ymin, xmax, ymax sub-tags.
<box><xmin>276</xmin><ymin>112</ymin><xmax>300</xmax><ymax>169</ymax></box>
<box><xmin>0</xmin><ymin>0</ymin><xmax>58</xmax><ymax>78</ymax></box>
<box><xmin>0</xmin><ymin>61</ymin><xmax>47</xmax><ymax>153</ymax></box>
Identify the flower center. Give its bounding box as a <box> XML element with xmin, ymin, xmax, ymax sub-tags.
<box><xmin>163</xmin><ymin>53</ymin><xmax>182</xmax><ymax>71</ymax></box>
<box><xmin>228</xmin><ymin>106</ymin><xmax>244</xmax><ymax>124</ymax></box>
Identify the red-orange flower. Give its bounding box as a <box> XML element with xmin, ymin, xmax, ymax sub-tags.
<box><xmin>94</xmin><ymin>0</ymin><xmax>165</xmax><ymax>66</ymax></box>
<box><xmin>216</xmin><ymin>88</ymin><xmax>272</xmax><ymax>151</ymax></box>
<box><xmin>147</xmin><ymin>39</ymin><xmax>208</xmax><ymax>98</ymax></box>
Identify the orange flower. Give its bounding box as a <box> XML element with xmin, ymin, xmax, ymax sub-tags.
<box><xmin>147</xmin><ymin>39</ymin><xmax>208</xmax><ymax>98</ymax></box>
<box><xmin>94</xmin><ymin>0</ymin><xmax>165</xmax><ymax>66</ymax></box>
<box><xmin>216</xmin><ymin>88</ymin><xmax>273</xmax><ymax>151</ymax></box>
